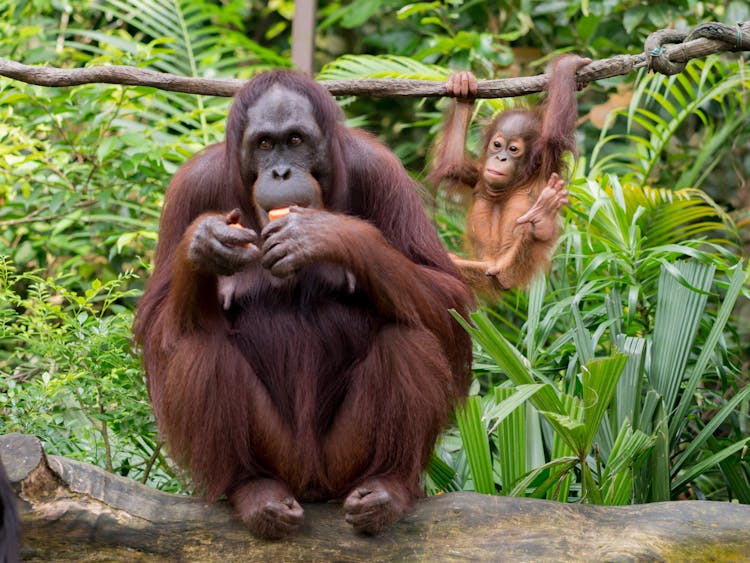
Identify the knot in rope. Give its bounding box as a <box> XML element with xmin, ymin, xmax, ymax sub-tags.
<box><xmin>645</xmin><ymin>21</ymin><xmax>750</xmax><ymax>76</ymax></box>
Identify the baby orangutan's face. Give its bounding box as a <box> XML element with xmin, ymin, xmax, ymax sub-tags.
<box><xmin>482</xmin><ymin>113</ymin><xmax>535</xmax><ymax>193</ymax></box>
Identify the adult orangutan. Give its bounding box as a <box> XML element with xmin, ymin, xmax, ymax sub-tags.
<box><xmin>134</xmin><ymin>70</ymin><xmax>473</xmax><ymax>539</ymax></box>
<box><xmin>428</xmin><ymin>55</ymin><xmax>590</xmax><ymax>292</ymax></box>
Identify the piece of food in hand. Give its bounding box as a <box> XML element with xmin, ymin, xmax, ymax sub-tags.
<box><xmin>268</xmin><ymin>207</ymin><xmax>291</xmax><ymax>221</ymax></box>
<box><xmin>228</xmin><ymin>222</ymin><xmax>252</xmax><ymax>247</ymax></box>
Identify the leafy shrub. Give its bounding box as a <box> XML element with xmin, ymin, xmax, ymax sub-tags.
<box><xmin>0</xmin><ymin>259</ymin><xmax>184</xmax><ymax>491</ymax></box>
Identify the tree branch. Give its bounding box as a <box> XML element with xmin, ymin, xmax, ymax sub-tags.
<box><xmin>0</xmin><ymin>22</ymin><xmax>746</xmax><ymax>99</ymax></box>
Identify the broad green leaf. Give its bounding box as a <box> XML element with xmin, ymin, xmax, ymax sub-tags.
<box><xmin>508</xmin><ymin>457</ymin><xmax>578</xmax><ymax>498</ymax></box>
<box><xmin>604</xmin><ymin>418</ymin><xmax>657</xmax><ymax>505</ymax></box>
<box><xmin>709</xmin><ymin>437</ymin><xmax>750</xmax><ymax>504</ymax></box>
<box><xmin>647</xmin><ymin>401</ymin><xmax>670</xmax><ymax>502</ymax></box>
<box><xmin>539</xmin><ymin>410</ymin><xmax>587</xmax><ymax>456</ymax></box>
<box><xmin>671</xmin><ymin>261</ymin><xmax>747</xmax><ymax>443</ymax></box>
<box><xmin>650</xmin><ymin>260</ymin><xmax>714</xmax><ymax>416</ymax></box>
<box><xmin>454</xmin><ymin>311</ymin><xmax>563</xmax><ymax>415</ymax></box>
<box><xmin>672</xmin><ymin>438</ymin><xmax>750</xmax><ymax>492</ymax></box>
<box><xmin>524</xmin><ymin>275</ymin><xmax>546</xmax><ymax>364</ymax></box>
<box><xmin>581</xmin><ymin>355</ymin><xmax>629</xmax><ymax>451</ymax></box>
<box><xmin>456</xmin><ymin>396</ymin><xmax>494</xmax><ymax>494</ymax></box>
<box><xmin>672</xmin><ymin>384</ymin><xmax>750</xmax><ymax>476</ymax></box>
<box><xmin>427</xmin><ymin>454</ymin><xmax>460</xmax><ymax>493</ymax></box>
<box><xmin>613</xmin><ymin>336</ymin><xmax>646</xmax><ymax>431</ymax></box>
<box><xmin>494</xmin><ymin>386</ymin><xmax>529</xmax><ymax>491</ymax></box>
<box><xmin>581</xmin><ymin>462</ymin><xmax>603</xmax><ymax>504</ymax></box>
<box><xmin>486</xmin><ymin>384</ymin><xmax>544</xmax><ymax>434</ymax></box>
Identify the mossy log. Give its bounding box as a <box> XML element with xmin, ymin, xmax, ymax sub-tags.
<box><xmin>2</xmin><ymin>433</ymin><xmax>749</xmax><ymax>562</ymax></box>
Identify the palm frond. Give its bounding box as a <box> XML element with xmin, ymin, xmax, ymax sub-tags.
<box><xmin>88</xmin><ymin>0</ymin><xmax>287</xmax><ymax>75</ymax></box>
<box><xmin>318</xmin><ymin>54</ymin><xmax>447</xmax><ymax>81</ymax></box>
<box><xmin>649</xmin><ymin>260</ymin><xmax>715</xmax><ymax>417</ymax></box>
<box><xmin>318</xmin><ymin>54</ymin><xmax>517</xmax><ymax>121</ymax></box>
<box><xmin>589</xmin><ymin>57</ymin><xmax>750</xmax><ymax>189</ymax></box>
<box><xmin>567</xmin><ymin>178</ymin><xmax>740</xmax><ymax>263</ymax></box>
<box><xmin>65</xmin><ymin>0</ymin><xmax>288</xmax><ymax>144</ymax></box>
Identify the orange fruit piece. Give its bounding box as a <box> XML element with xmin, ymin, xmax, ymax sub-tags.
<box><xmin>268</xmin><ymin>207</ymin><xmax>291</xmax><ymax>221</ymax></box>
<box><xmin>228</xmin><ymin>222</ymin><xmax>251</xmax><ymax>247</ymax></box>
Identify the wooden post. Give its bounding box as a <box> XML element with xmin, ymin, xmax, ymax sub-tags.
<box><xmin>291</xmin><ymin>0</ymin><xmax>316</xmax><ymax>74</ymax></box>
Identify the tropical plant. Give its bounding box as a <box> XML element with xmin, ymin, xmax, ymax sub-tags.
<box><xmin>428</xmin><ymin>171</ymin><xmax>749</xmax><ymax>504</ymax></box>
<box><xmin>77</xmin><ymin>0</ymin><xmax>288</xmax><ymax>140</ymax></box>
<box><xmin>420</xmin><ymin>48</ymin><xmax>748</xmax><ymax>504</ymax></box>
<box><xmin>589</xmin><ymin>57</ymin><xmax>750</xmax><ymax>199</ymax></box>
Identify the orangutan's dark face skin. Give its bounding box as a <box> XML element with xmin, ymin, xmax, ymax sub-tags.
<box><xmin>240</xmin><ymin>85</ymin><xmax>331</xmax><ymax>219</ymax></box>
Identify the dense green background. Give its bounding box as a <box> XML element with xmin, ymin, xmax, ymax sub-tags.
<box><xmin>1</xmin><ymin>0</ymin><xmax>748</xmax><ymax>505</ymax></box>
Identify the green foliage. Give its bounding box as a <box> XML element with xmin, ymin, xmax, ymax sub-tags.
<box><xmin>79</xmin><ymin>0</ymin><xmax>288</xmax><ymax>144</ymax></box>
<box><xmin>431</xmin><ymin>177</ymin><xmax>749</xmax><ymax>503</ymax></box>
<box><xmin>0</xmin><ymin>0</ymin><xmax>293</xmax><ymax>286</ymax></box>
<box><xmin>0</xmin><ymin>80</ymin><xmax>169</xmax><ymax>286</ymax></box>
<box><xmin>319</xmin><ymin>54</ymin><xmax>447</xmax><ymax>81</ymax></box>
<box><xmin>590</xmin><ymin>57</ymin><xmax>750</xmax><ymax>194</ymax></box>
<box><xmin>0</xmin><ymin>259</ymin><xmax>183</xmax><ymax>491</ymax></box>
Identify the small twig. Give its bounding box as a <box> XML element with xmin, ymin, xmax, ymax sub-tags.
<box><xmin>0</xmin><ymin>21</ymin><xmax>746</xmax><ymax>99</ymax></box>
<box><xmin>96</xmin><ymin>384</ymin><xmax>114</xmax><ymax>474</ymax></box>
<box><xmin>140</xmin><ymin>440</ymin><xmax>163</xmax><ymax>485</ymax></box>
<box><xmin>0</xmin><ymin>205</ymin><xmax>51</xmax><ymax>227</ymax></box>
<box><xmin>74</xmin><ymin>385</ymin><xmax>114</xmax><ymax>474</ymax></box>
<box><xmin>0</xmin><ymin>199</ymin><xmax>97</xmax><ymax>228</ymax></box>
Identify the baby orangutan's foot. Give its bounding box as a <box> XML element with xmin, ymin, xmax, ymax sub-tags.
<box><xmin>230</xmin><ymin>478</ymin><xmax>304</xmax><ymax>540</ymax></box>
<box><xmin>343</xmin><ymin>477</ymin><xmax>411</xmax><ymax>535</ymax></box>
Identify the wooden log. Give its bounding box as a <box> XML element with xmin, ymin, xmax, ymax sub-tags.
<box><xmin>2</xmin><ymin>433</ymin><xmax>749</xmax><ymax>562</ymax></box>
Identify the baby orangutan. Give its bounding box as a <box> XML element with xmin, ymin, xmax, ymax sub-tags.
<box><xmin>428</xmin><ymin>55</ymin><xmax>590</xmax><ymax>292</ymax></box>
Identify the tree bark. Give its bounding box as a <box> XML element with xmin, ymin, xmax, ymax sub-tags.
<box><xmin>291</xmin><ymin>0</ymin><xmax>316</xmax><ymax>75</ymax></box>
<box><xmin>2</xmin><ymin>433</ymin><xmax>749</xmax><ymax>562</ymax></box>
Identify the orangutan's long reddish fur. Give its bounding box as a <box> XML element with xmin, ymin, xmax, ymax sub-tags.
<box><xmin>428</xmin><ymin>56</ymin><xmax>583</xmax><ymax>292</ymax></box>
<box><xmin>133</xmin><ymin>71</ymin><xmax>473</xmax><ymax>526</ymax></box>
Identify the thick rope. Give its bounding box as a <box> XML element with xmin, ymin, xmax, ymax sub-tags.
<box><xmin>0</xmin><ymin>21</ymin><xmax>747</xmax><ymax>99</ymax></box>
<box><xmin>645</xmin><ymin>22</ymin><xmax>750</xmax><ymax>75</ymax></box>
